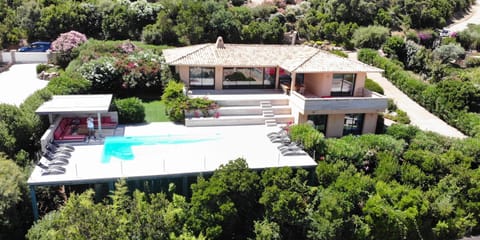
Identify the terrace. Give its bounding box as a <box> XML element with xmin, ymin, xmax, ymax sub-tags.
<box><xmin>28</xmin><ymin>123</ymin><xmax>317</xmax><ymax>220</ymax></box>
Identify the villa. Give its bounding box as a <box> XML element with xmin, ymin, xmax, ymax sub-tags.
<box><xmin>163</xmin><ymin>37</ymin><xmax>388</xmax><ymax>137</ymax></box>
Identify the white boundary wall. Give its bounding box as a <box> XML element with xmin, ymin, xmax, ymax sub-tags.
<box><xmin>1</xmin><ymin>50</ymin><xmax>51</xmax><ymax>63</ymax></box>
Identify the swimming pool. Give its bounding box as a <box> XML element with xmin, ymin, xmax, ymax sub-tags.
<box><xmin>102</xmin><ymin>134</ymin><xmax>221</xmax><ymax>163</ymax></box>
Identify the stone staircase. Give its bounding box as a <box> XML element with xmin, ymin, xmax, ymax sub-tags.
<box><xmin>185</xmin><ymin>95</ymin><xmax>294</xmax><ymax>127</ymax></box>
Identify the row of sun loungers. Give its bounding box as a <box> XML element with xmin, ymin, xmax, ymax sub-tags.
<box><xmin>38</xmin><ymin>143</ymin><xmax>75</xmax><ymax>175</ymax></box>
<box><xmin>267</xmin><ymin>130</ymin><xmax>308</xmax><ymax>156</ymax></box>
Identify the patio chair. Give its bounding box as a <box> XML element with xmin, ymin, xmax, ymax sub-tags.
<box><xmin>41</xmin><ymin>156</ymin><xmax>69</xmax><ymax>165</ymax></box>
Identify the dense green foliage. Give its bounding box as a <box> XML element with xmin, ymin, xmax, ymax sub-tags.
<box><xmin>0</xmin><ymin>155</ymin><xmax>31</xmax><ymax>239</ymax></box>
<box><xmin>114</xmin><ymin>97</ymin><xmax>146</xmax><ymax>124</ymax></box>
<box><xmin>0</xmin><ymin>0</ymin><xmax>475</xmax><ymax>49</ymax></box>
<box><xmin>26</xmin><ymin>128</ymin><xmax>480</xmax><ymax>239</ymax></box>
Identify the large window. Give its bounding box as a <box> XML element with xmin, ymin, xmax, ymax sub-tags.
<box><xmin>331</xmin><ymin>74</ymin><xmax>356</xmax><ymax>96</ymax></box>
<box><xmin>343</xmin><ymin>114</ymin><xmax>364</xmax><ymax>135</ymax></box>
<box><xmin>189</xmin><ymin>67</ymin><xmax>215</xmax><ymax>89</ymax></box>
<box><xmin>307</xmin><ymin>114</ymin><xmax>328</xmax><ymax>134</ymax></box>
<box><xmin>223</xmin><ymin>67</ymin><xmax>275</xmax><ymax>89</ymax></box>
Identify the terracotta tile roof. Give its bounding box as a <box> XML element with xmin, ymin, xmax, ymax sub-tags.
<box><xmin>163</xmin><ymin>43</ymin><xmax>382</xmax><ymax>73</ymax></box>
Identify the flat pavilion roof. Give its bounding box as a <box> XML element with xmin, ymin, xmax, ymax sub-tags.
<box><xmin>35</xmin><ymin>94</ymin><xmax>113</xmax><ymax>115</ymax></box>
<box><xmin>28</xmin><ymin>123</ymin><xmax>317</xmax><ymax>186</ymax></box>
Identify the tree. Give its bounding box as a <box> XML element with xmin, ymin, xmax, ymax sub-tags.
<box><xmin>363</xmin><ymin>181</ymin><xmax>429</xmax><ymax>239</ymax></box>
<box><xmin>0</xmin><ymin>156</ymin><xmax>31</xmax><ymax>239</ymax></box>
<box><xmin>351</xmin><ymin>25</ymin><xmax>390</xmax><ymax>49</ymax></box>
<box><xmin>382</xmin><ymin>36</ymin><xmax>406</xmax><ymax>61</ymax></box>
<box><xmin>187</xmin><ymin>158</ymin><xmax>261</xmax><ymax>239</ymax></box>
<box><xmin>260</xmin><ymin>167</ymin><xmax>311</xmax><ymax>239</ymax></box>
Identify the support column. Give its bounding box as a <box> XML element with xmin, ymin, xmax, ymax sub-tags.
<box><xmin>10</xmin><ymin>50</ymin><xmax>16</xmax><ymax>64</ymax></box>
<box><xmin>108</xmin><ymin>181</ymin><xmax>115</xmax><ymax>192</ymax></box>
<box><xmin>97</xmin><ymin>112</ymin><xmax>102</xmax><ymax>138</ymax></box>
<box><xmin>48</xmin><ymin>114</ymin><xmax>53</xmax><ymax>124</ymax></box>
<box><xmin>275</xmin><ymin>67</ymin><xmax>280</xmax><ymax>89</ymax></box>
<box><xmin>290</xmin><ymin>72</ymin><xmax>297</xmax><ymax>93</ymax></box>
<box><xmin>29</xmin><ymin>185</ymin><xmax>39</xmax><ymax>221</ymax></box>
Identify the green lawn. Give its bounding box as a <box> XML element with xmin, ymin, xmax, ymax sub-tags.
<box><xmin>142</xmin><ymin>100</ymin><xmax>170</xmax><ymax>122</ymax></box>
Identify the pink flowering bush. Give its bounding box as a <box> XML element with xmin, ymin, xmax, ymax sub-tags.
<box><xmin>51</xmin><ymin>31</ymin><xmax>87</xmax><ymax>68</ymax></box>
<box><xmin>51</xmin><ymin>31</ymin><xmax>87</xmax><ymax>52</ymax></box>
<box><xmin>118</xmin><ymin>40</ymin><xmax>138</xmax><ymax>53</ymax></box>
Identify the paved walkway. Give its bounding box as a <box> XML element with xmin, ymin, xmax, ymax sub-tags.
<box><xmin>0</xmin><ymin>64</ymin><xmax>48</xmax><ymax>106</ymax></box>
<box><xmin>349</xmin><ymin>52</ymin><xmax>466</xmax><ymax>138</ymax></box>
<box><xmin>446</xmin><ymin>0</ymin><xmax>480</xmax><ymax>32</ymax></box>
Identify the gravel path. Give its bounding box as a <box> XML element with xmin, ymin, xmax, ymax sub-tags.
<box><xmin>348</xmin><ymin>52</ymin><xmax>466</xmax><ymax>139</ymax></box>
<box><xmin>0</xmin><ymin>64</ymin><xmax>48</xmax><ymax>106</ymax></box>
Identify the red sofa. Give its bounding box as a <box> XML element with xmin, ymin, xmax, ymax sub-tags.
<box><xmin>53</xmin><ymin>118</ymin><xmax>86</xmax><ymax>141</ymax></box>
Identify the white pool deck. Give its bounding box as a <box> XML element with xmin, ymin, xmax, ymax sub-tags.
<box><xmin>28</xmin><ymin>123</ymin><xmax>317</xmax><ymax>186</ymax></box>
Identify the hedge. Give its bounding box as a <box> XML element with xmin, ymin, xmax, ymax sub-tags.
<box><xmin>358</xmin><ymin>48</ymin><xmax>480</xmax><ymax>137</ymax></box>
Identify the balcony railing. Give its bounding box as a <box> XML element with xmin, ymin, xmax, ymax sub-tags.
<box><xmin>290</xmin><ymin>88</ymin><xmax>388</xmax><ymax>114</ymax></box>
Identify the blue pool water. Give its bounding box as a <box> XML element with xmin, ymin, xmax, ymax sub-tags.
<box><xmin>102</xmin><ymin>134</ymin><xmax>221</xmax><ymax>164</ymax></box>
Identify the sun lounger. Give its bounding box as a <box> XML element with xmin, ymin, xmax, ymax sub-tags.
<box><xmin>271</xmin><ymin>136</ymin><xmax>291</xmax><ymax>143</ymax></box>
<box><xmin>45</xmin><ymin>149</ymin><xmax>71</xmax><ymax>157</ymax></box>
<box><xmin>37</xmin><ymin>161</ymin><xmax>66</xmax><ymax>171</ymax></box>
<box><xmin>280</xmin><ymin>146</ymin><xmax>303</xmax><ymax>154</ymax></box>
<box><xmin>277</xmin><ymin>142</ymin><xmax>298</xmax><ymax>149</ymax></box>
<box><xmin>41</xmin><ymin>156</ymin><xmax>68</xmax><ymax>165</ymax></box>
<box><xmin>282</xmin><ymin>149</ymin><xmax>308</xmax><ymax>156</ymax></box>
<box><xmin>41</xmin><ymin>168</ymin><xmax>66</xmax><ymax>175</ymax></box>
<box><xmin>43</xmin><ymin>152</ymin><xmax>70</xmax><ymax>162</ymax></box>
<box><xmin>49</xmin><ymin>141</ymin><xmax>75</xmax><ymax>151</ymax></box>
<box><xmin>267</xmin><ymin>130</ymin><xmax>286</xmax><ymax>138</ymax></box>
<box><xmin>47</xmin><ymin>144</ymin><xmax>74</xmax><ymax>153</ymax></box>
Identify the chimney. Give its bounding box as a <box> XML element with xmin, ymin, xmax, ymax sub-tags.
<box><xmin>216</xmin><ymin>36</ymin><xmax>225</xmax><ymax>49</ymax></box>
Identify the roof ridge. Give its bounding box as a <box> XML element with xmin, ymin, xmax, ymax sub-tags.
<box><xmin>168</xmin><ymin>44</ymin><xmax>211</xmax><ymax>64</ymax></box>
<box><xmin>290</xmin><ymin>48</ymin><xmax>321</xmax><ymax>73</ymax></box>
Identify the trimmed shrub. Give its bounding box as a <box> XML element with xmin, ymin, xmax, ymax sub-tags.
<box><xmin>162</xmin><ymin>81</ymin><xmax>188</xmax><ymax>122</ymax></box>
<box><xmin>365</xmin><ymin>78</ymin><xmax>384</xmax><ymax>94</ymax></box>
<box><xmin>36</xmin><ymin>64</ymin><xmax>50</xmax><ymax>74</ymax></box>
<box><xmin>288</xmin><ymin>123</ymin><xmax>326</xmax><ymax>158</ymax></box>
<box><xmin>114</xmin><ymin>97</ymin><xmax>145</xmax><ymax>124</ymax></box>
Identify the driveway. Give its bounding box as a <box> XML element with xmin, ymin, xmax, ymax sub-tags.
<box><xmin>349</xmin><ymin>52</ymin><xmax>466</xmax><ymax>138</ymax></box>
<box><xmin>446</xmin><ymin>0</ymin><xmax>480</xmax><ymax>32</ymax></box>
<box><xmin>0</xmin><ymin>64</ymin><xmax>48</xmax><ymax>106</ymax></box>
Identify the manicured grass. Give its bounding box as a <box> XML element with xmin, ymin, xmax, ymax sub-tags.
<box><xmin>143</xmin><ymin>100</ymin><xmax>170</xmax><ymax>122</ymax></box>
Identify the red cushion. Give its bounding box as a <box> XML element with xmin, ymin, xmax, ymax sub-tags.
<box><xmin>102</xmin><ymin>116</ymin><xmax>112</xmax><ymax>123</ymax></box>
<box><xmin>54</xmin><ymin>129</ymin><xmax>62</xmax><ymax>140</ymax></box>
<box><xmin>62</xmin><ymin>135</ymin><xmax>85</xmax><ymax>140</ymax></box>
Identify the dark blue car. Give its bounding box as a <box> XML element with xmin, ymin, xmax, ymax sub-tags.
<box><xmin>18</xmin><ymin>42</ymin><xmax>51</xmax><ymax>52</ymax></box>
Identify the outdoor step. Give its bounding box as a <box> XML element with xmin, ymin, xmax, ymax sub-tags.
<box><xmin>185</xmin><ymin>114</ymin><xmax>294</xmax><ymax>127</ymax></box>
<box><xmin>217</xmin><ymin>106</ymin><xmax>291</xmax><ymax>116</ymax></box>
